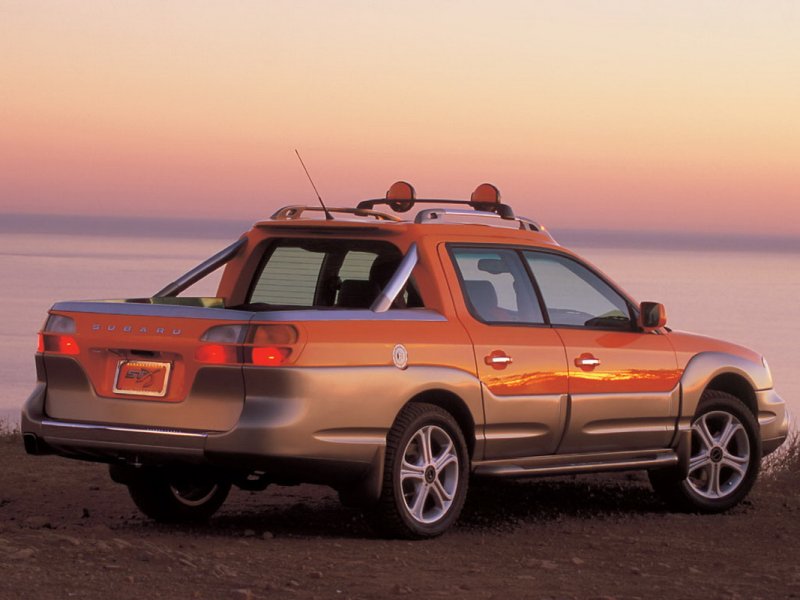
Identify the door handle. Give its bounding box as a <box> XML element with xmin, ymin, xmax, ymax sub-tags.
<box><xmin>574</xmin><ymin>353</ymin><xmax>601</xmax><ymax>369</ymax></box>
<box><xmin>485</xmin><ymin>350</ymin><xmax>513</xmax><ymax>369</ymax></box>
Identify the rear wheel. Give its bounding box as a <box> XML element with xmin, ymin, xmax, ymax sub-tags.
<box><xmin>649</xmin><ymin>390</ymin><xmax>760</xmax><ymax>512</ymax></box>
<box><xmin>127</xmin><ymin>469</ymin><xmax>231</xmax><ymax>523</ymax></box>
<box><xmin>370</xmin><ymin>402</ymin><xmax>469</xmax><ymax>538</ymax></box>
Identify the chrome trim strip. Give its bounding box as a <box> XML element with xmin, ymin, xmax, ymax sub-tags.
<box><xmin>252</xmin><ymin>308</ymin><xmax>446</xmax><ymax>322</ymax></box>
<box><xmin>474</xmin><ymin>453</ymin><xmax>677</xmax><ymax>477</ymax></box>
<box><xmin>51</xmin><ymin>301</ymin><xmax>250</xmax><ymax>321</ymax></box>
<box><xmin>52</xmin><ymin>301</ymin><xmax>447</xmax><ymax>322</ymax></box>
<box><xmin>313</xmin><ymin>428</ymin><xmax>388</xmax><ymax>445</ymax></box>
<box><xmin>371</xmin><ymin>242</ymin><xmax>419</xmax><ymax>313</ymax></box>
<box><xmin>473</xmin><ymin>448</ymin><xmax>678</xmax><ymax>477</ymax></box>
<box><xmin>41</xmin><ymin>419</ymin><xmax>209</xmax><ymax>439</ymax></box>
<box><xmin>155</xmin><ymin>237</ymin><xmax>247</xmax><ymax>297</ymax></box>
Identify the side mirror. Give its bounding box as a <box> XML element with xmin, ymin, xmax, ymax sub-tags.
<box><xmin>639</xmin><ymin>302</ymin><xmax>667</xmax><ymax>331</ymax></box>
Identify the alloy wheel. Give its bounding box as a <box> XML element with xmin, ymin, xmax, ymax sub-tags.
<box><xmin>688</xmin><ymin>410</ymin><xmax>751</xmax><ymax>499</ymax></box>
<box><xmin>400</xmin><ymin>425</ymin><xmax>460</xmax><ymax>524</ymax></box>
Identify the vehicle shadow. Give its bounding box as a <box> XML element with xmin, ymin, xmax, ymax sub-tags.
<box><xmin>120</xmin><ymin>472</ymin><xmax>669</xmax><ymax>539</ymax></box>
<box><xmin>459</xmin><ymin>473</ymin><xmax>666</xmax><ymax>531</ymax></box>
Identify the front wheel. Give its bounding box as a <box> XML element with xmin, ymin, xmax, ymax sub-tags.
<box><xmin>370</xmin><ymin>403</ymin><xmax>469</xmax><ymax>538</ymax></box>
<box><xmin>649</xmin><ymin>390</ymin><xmax>761</xmax><ymax>512</ymax></box>
<box><xmin>127</xmin><ymin>469</ymin><xmax>231</xmax><ymax>523</ymax></box>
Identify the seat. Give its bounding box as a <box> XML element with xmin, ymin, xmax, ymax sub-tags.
<box><xmin>464</xmin><ymin>280</ymin><xmax>502</xmax><ymax>321</ymax></box>
<box><xmin>337</xmin><ymin>280</ymin><xmax>379</xmax><ymax>308</ymax></box>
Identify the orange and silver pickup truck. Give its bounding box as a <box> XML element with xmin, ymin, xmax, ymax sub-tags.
<box><xmin>22</xmin><ymin>182</ymin><xmax>789</xmax><ymax>538</ymax></box>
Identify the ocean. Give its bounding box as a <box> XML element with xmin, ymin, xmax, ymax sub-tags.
<box><xmin>1</xmin><ymin>220</ymin><xmax>797</xmax><ymax>427</ymax></box>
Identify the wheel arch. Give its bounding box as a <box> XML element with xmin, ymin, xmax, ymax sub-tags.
<box><xmin>405</xmin><ymin>389</ymin><xmax>477</xmax><ymax>459</ymax></box>
<box><xmin>704</xmin><ymin>373</ymin><xmax>757</xmax><ymax>417</ymax></box>
<box><xmin>680</xmin><ymin>351</ymin><xmax>769</xmax><ymax>420</ymax></box>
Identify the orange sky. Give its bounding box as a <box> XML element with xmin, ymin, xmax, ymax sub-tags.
<box><xmin>1</xmin><ymin>1</ymin><xmax>799</xmax><ymax>234</ymax></box>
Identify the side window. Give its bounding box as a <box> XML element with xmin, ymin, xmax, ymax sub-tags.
<box><xmin>451</xmin><ymin>247</ymin><xmax>544</xmax><ymax>324</ymax></box>
<box><xmin>250</xmin><ymin>246</ymin><xmax>324</xmax><ymax>306</ymax></box>
<box><xmin>524</xmin><ymin>252</ymin><xmax>632</xmax><ymax>329</ymax></box>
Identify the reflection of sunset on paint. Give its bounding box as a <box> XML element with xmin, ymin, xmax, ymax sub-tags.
<box><xmin>568</xmin><ymin>369</ymin><xmax>682</xmax><ymax>386</ymax></box>
<box><xmin>485</xmin><ymin>369</ymin><xmax>681</xmax><ymax>395</ymax></box>
<box><xmin>484</xmin><ymin>371</ymin><xmax>567</xmax><ymax>395</ymax></box>
<box><xmin>2</xmin><ymin>2</ymin><xmax>799</xmax><ymax>234</ymax></box>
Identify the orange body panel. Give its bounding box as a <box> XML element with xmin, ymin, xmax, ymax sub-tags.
<box><xmin>556</xmin><ymin>329</ymin><xmax>680</xmax><ymax>395</ymax></box>
<box><xmin>666</xmin><ymin>330</ymin><xmax>762</xmax><ymax>370</ymax></box>
<box><xmin>50</xmin><ymin>310</ymin><xmax>242</xmax><ymax>403</ymax></box>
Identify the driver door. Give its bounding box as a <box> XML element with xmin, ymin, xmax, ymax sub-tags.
<box><xmin>523</xmin><ymin>250</ymin><xmax>681</xmax><ymax>453</ymax></box>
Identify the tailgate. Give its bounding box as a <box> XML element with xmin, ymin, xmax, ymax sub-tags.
<box><xmin>41</xmin><ymin>302</ymin><xmax>249</xmax><ymax>432</ymax></box>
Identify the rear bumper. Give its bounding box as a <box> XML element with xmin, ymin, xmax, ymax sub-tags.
<box><xmin>23</xmin><ymin>363</ymin><xmax>482</xmax><ymax>497</ymax></box>
<box><xmin>21</xmin><ymin>379</ymin><xmax>383</xmax><ymax>490</ymax></box>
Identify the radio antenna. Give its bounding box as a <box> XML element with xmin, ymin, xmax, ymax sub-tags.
<box><xmin>294</xmin><ymin>149</ymin><xmax>333</xmax><ymax>220</ymax></box>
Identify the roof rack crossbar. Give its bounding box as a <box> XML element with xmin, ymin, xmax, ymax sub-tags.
<box><xmin>357</xmin><ymin>198</ymin><xmax>515</xmax><ymax>220</ymax></box>
<box><xmin>271</xmin><ymin>206</ymin><xmax>400</xmax><ymax>222</ymax></box>
<box><xmin>414</xmin><ymin>208</ymin><xmax>523</xmax><ymax>229</ymax></box>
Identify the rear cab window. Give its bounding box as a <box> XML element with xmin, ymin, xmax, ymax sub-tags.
<box><xmin>244</xmin><ymin>239</ymin><xmax>423</xmax><ymax>310</ymax></box>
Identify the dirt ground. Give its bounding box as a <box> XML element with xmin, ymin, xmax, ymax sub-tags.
<box><xmin>1</xmin><ymin>433</ymin><xmax>798</xmax><ymax>600</ymax></box>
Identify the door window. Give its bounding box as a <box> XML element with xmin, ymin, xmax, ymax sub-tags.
<box><xmin>451</xmin><ymin>248</ymin><xmax>544</xmax><ymax>324</ymax></box>
<box><xmin>524</xmin><ymin>252</ymin><xmax>633</xmax><ymax>329</ymax></box>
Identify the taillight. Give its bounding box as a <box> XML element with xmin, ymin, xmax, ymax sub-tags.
<box><xmin>247</xmin><ymin>325</ymin><xmax>298</xmax><ymax>367</ymax></box>
<box><xmin>252</xmin><ymin>324</ymin><xmax>298</xmax><ymax>346</ymax></box>
<box><xmin>251</xmin><ymin>346</ymin><xmax>287</xmax><ymax>366</ymax></box>
<box><xmin>201</xmin><ymin>325</ymin><xmax>247</xmax><ymax>344</ymax></box>
<box><xmin>195</xmin><ymin>344</ymin><xmax>238</xmax><ymax>364</ymax></box>
<box><xmin>37</xmin><ymin>333</ymin><xmax>44</xmax><ymax>353</ymax></box>
<box><xmin>195</xmin><ymin>325</ymin><xmax>246</xmax><ymax>364</ymax></box>
<box><xmin>41</xmin><ymin>334</ymin><xmax>80</xmax><ymax>355</ymax></box>
<box><xmin>40</xmin><ymin>315</ymin><xmax>80</xmax><ymax>355</ymax></box>
<box><xmin>196</xmin><ymin>324</ymin><xmax>299</xmax><ymax>367</ymax></box>
<box><xmin>45</xmin><ymin>315</ymin><xmax>76</xmax><ymax>334</ymax></box>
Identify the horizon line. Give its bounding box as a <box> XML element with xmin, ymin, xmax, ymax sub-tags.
<box><xmin>1</xmin><ymin>211</ymin><xmax>798</xmax><ymax>253</ymax></box>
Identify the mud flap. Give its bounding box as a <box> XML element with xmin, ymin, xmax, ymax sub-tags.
<box><xmin>338</xmin><ymin>445</ymin><xmax>386</xmax><ymax>508</ymax></box>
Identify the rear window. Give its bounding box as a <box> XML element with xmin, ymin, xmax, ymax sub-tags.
<box><xmin>247</xmin><ymin>239</ymin><xmax>422</xmax><ymax>309</ymax></box>
<box><xmin>250</xmin><ymin>246</ymin><xmax>324</xmax><ymax>306</ymax></box>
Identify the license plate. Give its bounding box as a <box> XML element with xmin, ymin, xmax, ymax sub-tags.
<box><xmin>113</xmin><ymin>360</ymin><xmax>171</xmax><ymax>397</ymax></box>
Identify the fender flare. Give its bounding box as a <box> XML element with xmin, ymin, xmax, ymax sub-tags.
<box><xmin>679</xmin><ymin>351</ymin><xmax>771</xmax><ymax>421</ymax></box>
<box><xmin>673</xmin><ymin>351</ymin><xmax>770</xmax><ymax>476</ymax></box>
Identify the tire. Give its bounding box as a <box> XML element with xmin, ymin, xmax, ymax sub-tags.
<box><xmin>369</xmin><ymin>402</ymin><xmax>469</xmax><ymax>539</ymax></box>
<box><xmin>127</xmin><ymin>469</ymin><xmax>231</xmax><ymax>523</ymax></box>
<box><xmin>649</xmin><ymin>390</ymin><xmax>761</xmax><ymax>512</ymax></box>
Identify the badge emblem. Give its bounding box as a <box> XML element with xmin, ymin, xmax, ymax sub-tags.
<box><xmin>392</xmin><ymin>344</ymin><xmax>408</xmax><ymax>370</ymax></box>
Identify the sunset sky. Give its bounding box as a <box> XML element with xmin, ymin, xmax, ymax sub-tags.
<box><xmin>1</xmin><ymin>1</ymin><xmax>799</xmax><ymax>234</ymax></box>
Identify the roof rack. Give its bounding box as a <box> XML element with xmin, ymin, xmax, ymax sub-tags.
<box><xmin>271</xmin><ymin>205</ymin><xmax>400</xmax><ymax>222</ymax></box>
<box><xmin>413</xmin><ymin>208</ymin><xmax>546</xmax><ymax>233</ymax></box>
<box><xmin>415</xmin><ymin>208</ymin><xmax>519</xmax><ymax>228</ymax></box>
<box><xmin>267</xmin><ymin>181</ymin><xmax>556</xmax><ymax>242</ymax></box>
<box><xmin>357</xmin><ymin>181</ymin><xmax>516</xmax><ymax>220</ymax></box>
<box><xmin>359</xmin><ymin>197</ymin><xmax>516</xmax><ymax>219</ymax></box>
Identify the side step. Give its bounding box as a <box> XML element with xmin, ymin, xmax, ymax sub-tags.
<box><xmin>472</xmin><ymin>448</ymin><xmax>678</xmax><ymax>478</ymax></box>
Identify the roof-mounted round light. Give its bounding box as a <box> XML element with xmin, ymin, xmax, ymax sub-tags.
<box><xmin>386</xmin><ymin>181</ymin><xmax>416</xmax><ymax>213</ymax></box>
<box><xmin>470</xmin><ymin>183</ymin><xmax>501</xmax><ymax>212</ymax></box>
